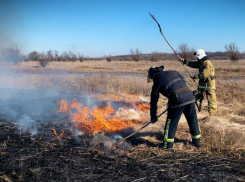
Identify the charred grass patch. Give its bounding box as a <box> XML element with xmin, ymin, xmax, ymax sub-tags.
<box><xmin>1</xmin><ymin>118</ymin><xmax>245</xmax><ymax>182</ymax></box>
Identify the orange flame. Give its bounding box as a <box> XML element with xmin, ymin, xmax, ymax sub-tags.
<box><xmin>52</xmin><ymin>128</ymin><xmax>65</xmax><ymax>139</ymax></box>
<box><xmin>131</xmin><ymin>102</ymin><xmax>150</xmax><ymax>111</ymax></box>
<box><xmin>58</xmin><ymin>94</ymin><xmax>149</xmax><ymax>134</ymax></box>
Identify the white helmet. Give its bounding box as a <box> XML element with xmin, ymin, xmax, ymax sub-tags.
<box><xmin>193</xmin><ymin>49</ymin><xmax>206</xmax><ymax>60</ymax></box>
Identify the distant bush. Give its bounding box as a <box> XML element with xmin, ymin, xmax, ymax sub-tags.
<box><xmin>58</xmin><ymin>51</ymin><xmax>78</xmax><ymax>62</ymax></box>
<box><xmin>130</xmin><ymin>48</ymin><xmax>141</xmax><ymax>61</ymax></box>
<box><xmin>225</xmin><ymin>42</ymin><xmax>241</xmax><ymax>62</ymax></box>
<box><xmin>78</xmin><ymin>54</ymin><xmax>84</xmax><ymax>62</ymax></box>
<box><xmin>106</xmin><ymin>55</ymin><xmax>112</xmax><ymax>62</ymax></box>
<box><xmin>68</xmin><ymin>51</ymin><xmax>77</xmax><ymax>62</ymax></box>
<box><xmin>28</xmin><ymin>51</ymin><xmax>39</xmax><ymax>61</ymax></box>
<box><xmin>37</xmin><ymin>52</ymin><xmax>49</xmax><ymax>68</ymax></box>
<box><xmin>39</xmin><ymin>59</ymin><xmax>49</xmax><ymax>67</ymax></box>
<box><xmin>178</xmin><ymin>43</ymin><xmax>195</xmax><ymax>60</ymax></box>
<box><xmin>242</xmin><ymin>52</ymin><xmax>245</xmax><ymax>59</ymax></box>
<box><xmin>46</xmin><ymin>50</ymin><xmax>55</xmax><ymax>61</ymax></box>
<box><xmin>150</xmin><ymin>52</ymin><xmax>161</xmax><ymax>62</ymax></box>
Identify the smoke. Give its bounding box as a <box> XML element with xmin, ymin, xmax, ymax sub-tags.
<box><xmin>0</xmin><ymin>67</ymin><xmax>79</xmax><ymax>138</ymax></box>
<box><xmin>112</xmin><ymin>134</ymin><xmax>123</xmax><ymax>140</ymax></box>
<box><xmin>0</xmin><ymin>87</ymin><xmax>98</xmax><ymax>139</ymax></box>
<box><xmin>0</xmin><ymin>44</ymin><xmax>23</xmax><ymax>64</ymax></box>
<box><xmin>0</xmin><ymin>69</ymin><xmax>114</xmax><ymax>139</ymax></box>
<box><xmin>0</xmin><ymin>86</ymin><xmax>64</xmax><ymax>126</ymax></box>
<box><xmin>115</xmin><ymin>108</ymin><xmax>140</xmax><ymax>120</ymax></box>
<box><xmin>0</xmin><ymin>64</ymin><xmax>148</xmax><ymax>140</ymax></box>
<box><xmin>0</xmin><ymin>29</ymin><xmax>11</xmax><ymax>53</ymax></box>
<box><xmin>0</xmin><ymin>0</ymin><xmax>24</xmax><ymax>60</ymax></box>
<box><xmin>18</xmin><ymin>115</ymin><xmax>37</xmax><ymax>139</ymax></box>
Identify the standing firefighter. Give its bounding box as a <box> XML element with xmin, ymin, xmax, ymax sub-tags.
<box><xmin>179</xmin><ymin>49</ymin><xmax>217</xmax><ymax>116</ymax></box>
<box><xmin>148</xmin><ymin>66</ymin><xmax>201</xmax><ymax>149</ymax></box>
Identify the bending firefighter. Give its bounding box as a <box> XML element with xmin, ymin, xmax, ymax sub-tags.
<box><xmin>179</xmin><ymin>49</ymin><xmax>217</xmax><ymax>116</ymax></box>
<box><xmin>148</xmin><ymin>66</ymin><xmax>201</xmax><ymax>149</ymax></box>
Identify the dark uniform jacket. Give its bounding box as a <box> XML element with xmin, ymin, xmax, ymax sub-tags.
<box><xmin>150</xmin><ymin>70</ymin><xmax>195</xmax><ymax>117</ymax></box>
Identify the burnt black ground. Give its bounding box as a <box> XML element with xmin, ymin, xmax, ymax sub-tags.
<box><xmin>1</xmin><ymin>119</ymin><xmax>245</xmax><ymax>182</ymax></box>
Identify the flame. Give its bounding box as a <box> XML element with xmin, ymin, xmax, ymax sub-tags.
<box><xmin>58</xmin><ymin>94</ymin><xmax>149</xmax><ymax>134</ymax></box>
<box><xmin>52</xmin><ymin>128</ymin><xmax>64</xmax><ymax>139</ymax></box>
<box><xmin>57</xmin><ymin>100</ymin><xmax>69</xmax><ymax>113</ymax></box>
<box><xmin>131</xmin><ymin>102</ymin><xmax>150</xmax><ymax>111</ymax></box>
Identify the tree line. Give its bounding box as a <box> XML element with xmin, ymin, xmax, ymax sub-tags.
<box><xmin>0</xmin><ymin>42</ymin><xmax>244</xmax><ymax>67</ymax></box>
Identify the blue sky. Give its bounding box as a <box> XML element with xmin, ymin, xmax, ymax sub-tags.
<box><xmin>0</xmin><ymin>0</ymin><xmax>244</xmax><ymax>57</ymax></box>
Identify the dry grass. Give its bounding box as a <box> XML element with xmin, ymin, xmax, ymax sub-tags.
<box><xmin>7</xmin><ymin>60</ymin><xmax>192</xmax><ymax>74</ymax></box>
<box><xmin>1</xmin><ymin>60</ymin><xmax>245</xmax><ymax>181</ymax></box>
<box><xmin>1</xmin><ymin>59</ymin><xmax>245</xmax><ymax>157</ymax></box>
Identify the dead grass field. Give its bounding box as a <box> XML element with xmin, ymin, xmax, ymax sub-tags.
<box><xmin>1</xmin><ymin>60</ymin><xmax>245</xmax><ymax>181</ymax></box>
<box><xmin>1</xmin><ymin>60</ymin><xmax>245</xmax><ymax>148</ymax></box>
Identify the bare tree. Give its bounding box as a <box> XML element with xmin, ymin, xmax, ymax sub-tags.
<box><xmin>225</xmin><ymin>42</ymin><xmax>241</xmax><ymax>61</ymax></box>
<box><xmin>46</xmin><ymin>50</ymin><xmax>55</xmax><ymax>61</ymax></box>
<box><xmin>60</xmin><ymin>52</ymin><xmax>69</xmax><ymax>61</ymax></box>
<box><xmin>178</xmin><ymin>43</ymin><xmax>195</xmax><ymax>60</ymax></box>
<box><xmin>54</xmin><ymin>50</ymin><xmax>59</xmax><ymax>61</ymax></box>
<box><xmin>150</xmin><ymin>52</ymin><xmax>161</xmax><ymax>62</ymax></box>
<box><xmin>78</xmin><ymin>53</ymin><xmax>84</xmax><ymax>62</ymax></box>
<box><xmin>28</xmin><ymin>51</ymin><xmax>39</xmax><ymax>61</ymax></box>
<box><xmin>106</xmin><ymin>55</ymin><xmax>112</xmax><ymax>62</ymax></box>
<box><xmin>68</xmin><ymin>51</ymin><xmax>77</xmax><ymax>62</ymax></box>
<box><xmin>38</xmin><ymin>52</ymin><xmax>49</xmax><ymax>68</ymax></box>
<box><xmin>243</xmin><ymin>51</ymin><xmax>245</xmax><ymax>59</ymax></box>
<box><xmin>130</xmin><ymin>48</ymin><xmax>141</xmax><ymax>61</ymax></box>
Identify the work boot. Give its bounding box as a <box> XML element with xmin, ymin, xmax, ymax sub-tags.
<box><xmin>192</xmin><ymin>138</ymin><xmax>201</xmax><ymax>148</ymax></box>
<box><xmin>167</xmin><ymin>142</ymin><xmax>174</xmax><ymax>149</ymax></box>
<box><xmin>159</xmin><ymin>142</ymin><xmax>174</xmax><ymax>150</ymax></box>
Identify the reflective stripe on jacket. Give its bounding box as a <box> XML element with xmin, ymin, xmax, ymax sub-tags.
<box><xmin>150</xmin><ymin>70</ymin><xmax>195</xmax><ymax>118</ymax></box>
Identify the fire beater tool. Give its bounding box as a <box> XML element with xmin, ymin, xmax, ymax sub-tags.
<box><xmin>119</xmin><ymin>108</ymin><xmax>168</xmax><ymax>142</ymax></box>
<box><xmin>149</xmin><ymin>12</ymin><xmax>195</xmax><ymax>82</ymax></box>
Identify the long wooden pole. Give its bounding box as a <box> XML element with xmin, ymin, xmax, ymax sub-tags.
<box><xmin>149</xmin><ymin>12</ymin><xmax>195</xmax><ymax>82</ymax></box>
<box><xmin>119</xmin><ymin>108</ymin><xmax>168</xmax><ymax>142</ymax></box>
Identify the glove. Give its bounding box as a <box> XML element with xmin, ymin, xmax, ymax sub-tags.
<box><xmin>151</xmin><ymin>116</ymin><xmax>158</xmax><ymax>123</ymax></box>
<box><xmin>192</xmin><ymin>90</ymin><xmax>198</xmax><ymax>96</ymax></box>
<box><xmin>178</xmin><ymin>57</ymin><xmax>184</xmax><ymax>63</ymax></box>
